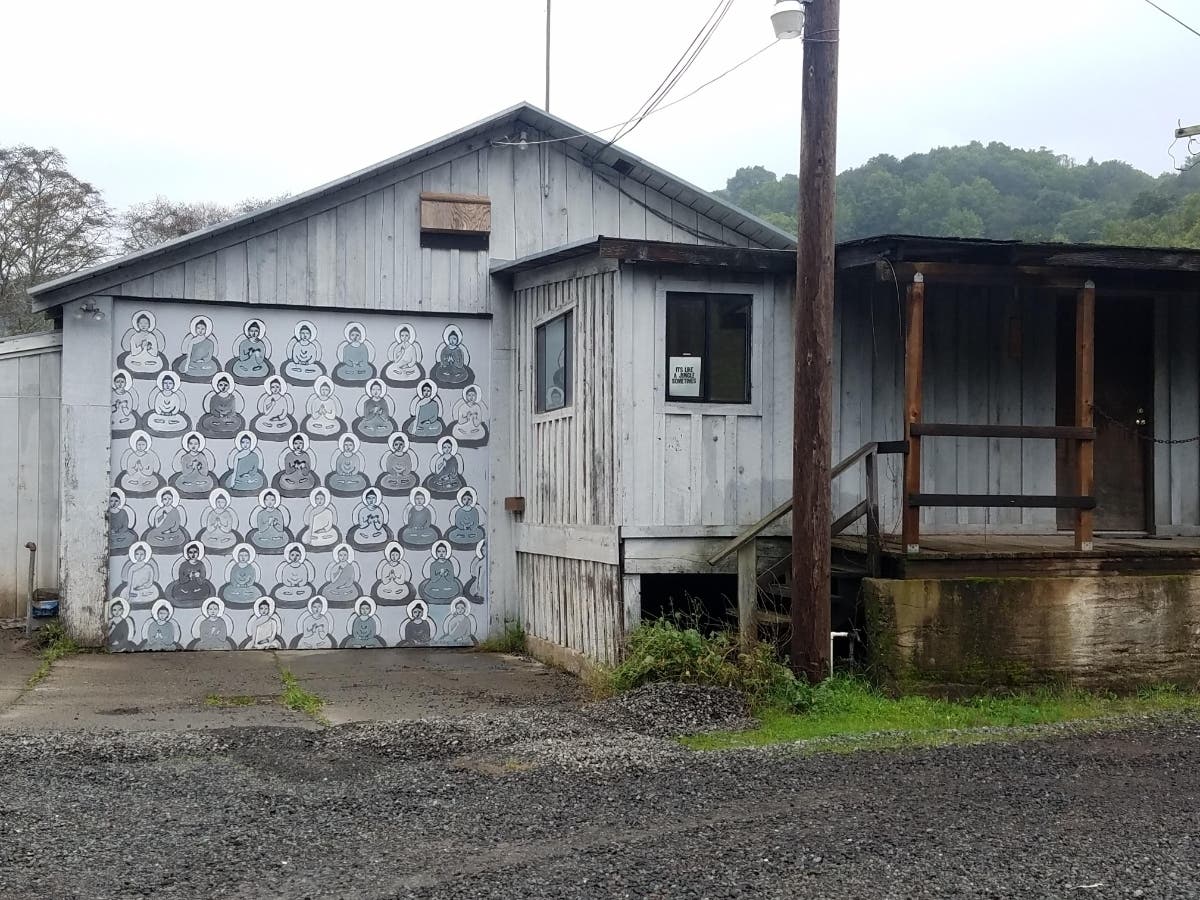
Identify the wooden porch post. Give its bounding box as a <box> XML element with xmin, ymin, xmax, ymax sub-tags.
<box><xmin>902</xmin><ymin>273</ymin><xmax>925</xmax><ymax>553</ymax></box>
<box><xmin>1075</xmin><ymin>279</ymin><xmax>1096</xmax><ymax>550</ymax></box>
<box><xmin>737</xmin><ymin>541</ymin><xmax>758</xmax><ymax>651</ymax></box>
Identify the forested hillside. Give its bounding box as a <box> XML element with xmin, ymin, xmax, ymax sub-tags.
<box><xmin>716</xmin><ymin>142</ymin><xmax>1200</xmax><ymax>247</ymax></box>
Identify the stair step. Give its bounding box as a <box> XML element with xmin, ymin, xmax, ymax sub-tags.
<box><xmin>754</xmin><ymin>610</ymin><xmax>792</xmax><ymax>625</ymax></box>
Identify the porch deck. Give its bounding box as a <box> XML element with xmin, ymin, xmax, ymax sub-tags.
<box><xmin>833</xmin><ymin>532</ymin><xmax>1200</xmax><ymax>579</ymax></box>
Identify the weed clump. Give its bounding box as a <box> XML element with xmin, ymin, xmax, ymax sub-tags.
<box><xmin>606</xmin><ymin>620</ymin><xmax>811</xmax><ymax>713</ymax></box>
<box><xmin>478</xmin><ymin>621</ymin><xmax>526</xmax><ymax>655</ymax></box>
<box><xmin>27</xmin><ymin>622</ymin><xmax>80</xmax><ymax>687</ymax></box>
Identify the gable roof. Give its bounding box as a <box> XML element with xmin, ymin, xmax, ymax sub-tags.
<box><xmin>31</xmin><ymin>102</ymin><xmax>795</xmax><ymax>309</ymax></box>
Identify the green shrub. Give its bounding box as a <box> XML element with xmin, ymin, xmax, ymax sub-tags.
<box><xmin>607</xmin><ymin>620</ymin><xmax>811</xmax><ymax>713</ymax></box>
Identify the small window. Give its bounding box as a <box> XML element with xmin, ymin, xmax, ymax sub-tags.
<box><xmin>535</xmin><ymin>311</ymin><xmax>573</xmax><ymax>413</ymax></box>
<box><xmin>665</xmin><ymin>292</ymin><xmax>751</xmax><ymax>403</ymax></box>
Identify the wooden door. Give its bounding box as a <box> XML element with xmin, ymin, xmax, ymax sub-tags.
<box><xmin>1057</xmin><ymin>296</ymin><xmax>1153</xmax><ymax>532</ymax></box>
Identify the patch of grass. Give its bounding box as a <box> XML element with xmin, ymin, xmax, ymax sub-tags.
<box><xmin>279</xmin><ymin>670</ymin><xmax>328</xmax><ymax>724</ymax></box>
<box><xmin>601</xmin><ymin>620</ymin><xmax>811</xmax><ymax>713</ymax></box>
<box><xmin>477</xmin><ymin>620</ymin><xmax>526</xmax><ymax>655</ymax></box>
<box><xmin>27</xmin><ymin>623</ymin><xmax>80</xmax><ymax>688</ymax></box>
<box><xmin>682</xmin><ymin>676</ymin><xmax>1200</xmax><ymax>751</ymax></box>
<box><xmin>205</xmin><ymin>694</ymin><xmax>257</xmax><ymax>708</ymax></box>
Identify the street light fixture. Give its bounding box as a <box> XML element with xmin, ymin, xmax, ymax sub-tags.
<box><xmin>771</xmin><ymin>0</ymin><xmax>809</xmax><ymax>39</ymax></box>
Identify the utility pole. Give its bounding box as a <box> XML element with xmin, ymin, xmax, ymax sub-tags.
<box><xmin>790</xmin><ymin>0</ymin><xmax>840</xmax><ymax>682</ymax></box>
<box><xmin>545</xmin><ymin>0</ymin><xmax>552</xmax><ymax>111</ymax></box>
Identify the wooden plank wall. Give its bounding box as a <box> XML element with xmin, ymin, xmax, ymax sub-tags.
<box><xmin>835</xmin><ymin>279</ymin><xmax>1057</xmax><ymax>535</ymax></box>
<box><xmin>1154</xmin><ymin>294</ymin><xmax>1200</xmax><ymax>532</ymax></box>
<box><xmin>110</xmin><ymin>129</ymin><xmax>755</xmax><ymax>311</ymax></box>
<box><xmin>513</xmin><ymin>270</ymin><xmax>616</xmax><ymax>526</ymax></box>
<box><xmin>517</xmin><ymin>553</ymin><xmax>623</xmax><ymax>665</ymax></box>
<box><xmin>615</xmin><ymin>268</ymin><xmax>793</xmax><ymax>528</ymax></box>
<box><xmin>0</xmin><ymin>337</ymin><xmax>62</xmax><ymax>617</ymax></box>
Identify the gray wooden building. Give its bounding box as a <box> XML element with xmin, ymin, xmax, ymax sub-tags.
<box><xmin>24</xmin><ymin>104</ymin><xmax>1200</xmax><ymax>680</ymax></box>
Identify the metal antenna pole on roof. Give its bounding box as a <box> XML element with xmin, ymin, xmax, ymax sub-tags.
<box><xmin>545</xmin><ymin>0</ymin><xmax>552</xmax><ymax>111</ymax></box>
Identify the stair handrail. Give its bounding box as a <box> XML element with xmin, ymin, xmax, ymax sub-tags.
<box><xmin>707</xmin><ymin>440</ymin><xmax>908</xmax><ymax>568</ymax></box>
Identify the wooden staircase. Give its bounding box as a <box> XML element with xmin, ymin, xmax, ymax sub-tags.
<box><xmin>707</xmin><ymin>440</ymin><xmax>907</xmax><ymax>662</ymax></box>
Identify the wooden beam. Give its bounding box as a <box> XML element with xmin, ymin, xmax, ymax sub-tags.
<box><xmin>737</xmin><ymin>541</ymin><xmax>758</xmax><ymax>652</ymax></box>
<box><xmin>1075</xmin><ymin>280</ymin><xmax>1096</xmax><ymax>550</ymax></box>
<box><xmin>597</xmin><ymin>237</ymin><xmax>795</xmax><ymax>273</ymax></box>
<box><xmin>910</xmin><ymin>423</ymin><xmax>1097</xmax><ymax>440</ymax></box>
<box><xmin>876</xmin><ymin>261</ymin><xmax>1200</xmax><ymax>295</ymax></box>
<box><xmin>909</xmin><ymin>494</ymin><xmax>1096</xmax><ymax>509</ymax></box>
<box><xmin>902</xmin><ymin>274</ymin><xmax>925</xmax><ymax>553</ymax></box>
<box><xmin>831</xmin><ymin>500</ymin><xmax>870</xmax><ymax>537</ymax></box>
<box><xmin>864</xmin><ymin>450</ymin><xmax>881</xmax><ymax>577</ymax></box>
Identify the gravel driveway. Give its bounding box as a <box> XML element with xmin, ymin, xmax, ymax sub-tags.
<box><xmin>0</xmin><ymin>686</ymin><xmax>1196</xmax><ymax>899</ymax></box>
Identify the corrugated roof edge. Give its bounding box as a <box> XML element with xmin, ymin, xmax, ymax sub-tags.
<box><xmin>30</xmin><ymin>102</ymin><xmax>795</xmax><ymax>309</ymax></box>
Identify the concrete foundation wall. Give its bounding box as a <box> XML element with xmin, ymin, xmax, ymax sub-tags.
<box><xmin>864</xmin><ymin>575</ymin><xmax>1200</xmax><ymax>689</ymax></box>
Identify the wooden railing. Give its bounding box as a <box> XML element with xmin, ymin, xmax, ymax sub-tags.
<box><xmin>708</xmin><ymin>440</ymin><xmax>907</xmax><ymax>649</ymax></box>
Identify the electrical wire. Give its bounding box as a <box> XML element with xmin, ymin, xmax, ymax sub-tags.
<box><xmin>492</xmin><ymin>39</ymin><xmax>781</xmax><ymax>148</ymax></box>
<box><xmin>598</xmin><ymin>0</ymin><xmax>736</xmax><ymax>152</ymax></box>
<box><xmin>1140</xmin><ymin>0</ymin><xmax>1200</xmax><ymax>38</ymax></box>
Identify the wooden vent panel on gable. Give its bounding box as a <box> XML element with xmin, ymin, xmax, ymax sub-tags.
<box><xmin>419</xmin><ymin>192</ymin><xmax>492</xmax><ymax>236</ymax></box>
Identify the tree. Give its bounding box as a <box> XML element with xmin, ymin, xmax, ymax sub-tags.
<box><xmin>0</xmin><ymin>146</ymin><xmax>112</xmax><ymax>336</ymax></box>
<box><xmin>118</xmin><ymin>194</ymin><xmax>287</xmax><ymax>254</ymax></box>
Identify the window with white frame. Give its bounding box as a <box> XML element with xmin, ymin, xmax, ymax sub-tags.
<box><xmin>535</xmin><ymin>310</ymin><xmax>573</xmax><ymax>413</ymax></box>
<box><xmin>665</xmin><ymin>291</ymin><xmax>752</xmax><ymax>403</ymax></box>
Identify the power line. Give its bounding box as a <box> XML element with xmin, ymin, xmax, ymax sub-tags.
<box><xmin>492</xmin><ymin>39</ymin><xmax>780</xmax><ymax>148</ymax></box>
<box><xmin>1140</xmin><ymin>0</ymin><xmax>1200</xmax><ymax>38</ymax></box>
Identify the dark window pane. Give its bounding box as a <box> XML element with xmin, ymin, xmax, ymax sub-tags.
<box><xmin>666</xmin><ymin>293</ymin><xmax>706</xmax><ymax>399</ymax></box>
<box><xmin>708</xmin><ymin>294</ymin><xmax>751</xmax><ymax>403</ymax></box>
<box><xmin>535</xmin><ymin>311</ymin><xmax>572</xmax><ymax>413</ymax></box>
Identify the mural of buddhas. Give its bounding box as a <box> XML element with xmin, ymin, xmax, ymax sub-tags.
<box><xmin>423</xmin><ymin>436</ymin><xmax>466</xmax><ymax>499</ymax></box>
<box><xmin>111</xmin><ymin>369</ymin><xmax>139</xmax><ymax>437</ymax></box>
<box><xmin>173</xmin><ymin>314</ymin><xmax>221</xmax><ymax>382</ymax></box>
<box><xmin>397</xmin><ymin>487</ymin><xmax>440</xmax><ymax>550</ymax></box>
<box><xmin>332</xmin><ymin>321</ymin><xmax>377</xmax><ymax>386</ymax></box>
<box><xmin>446</xmin><ymin>487</ymin><xmax>485</xmax><ymax>550</ymax></box>
<box><xmin>290</xmin><ymin>595</ymin><xmax>336</xmax><ymax>649</ymax></box>
<box><xmin>118</xmin><ymin>310</ymin><xmax>167</xmax><ymax>379</ymax></box>
<box><xmin>142</xmin><ymin>599</ymin><xmax>182</xmax><ymax>651</ymax></box>
<box><xmin>283</xmin><ymin>320</ymin><xmax>325</xmax><ymax>387</ymax></box>
<box><xmin>188</xmin><ymin>598</ymin><xmax>237</xmax><ymax>650</ymax></box>
<box><xmin>222</xmin><ymin>431</ymin><xmax>268</xmax><ymax>496</ymax></box>
<box><xmin>352</xmin><ymin>378</ymin><xmax>398</xmax><ymax>442</ymax></box>
<box><xmin>242</xmin><ymin>596</ymin><xmax>284</xmax><ymax>650</ymax></box>
<box><xmin>226</xmin><ymin>318</ymin><xmax>274</xmax><ymax>385</ymax></box>
<box><xmin>273</xmin><ymin>543</ymin><xmax>316</xmax><ymax>608</ymax></box>
<box><xmin>382</xmin><ymin>323</ymin><xmax>423</xmax><ymax>388</ymax></box>
<box><xmin>142</xmin><ymin>371</ymin><xmax>191</xmax><ymax>439</ymax></box>
<box><xmin>303</xmin><ymin>376</ymin><xmax>345</xmax><ymax>440</ymax></box>
<box><xmin>299</xmin><ymin>487</ymin><xmax>341</xmax><ymax>551</ymax></box>
<box><xmin>197</xmin><ymin>373</ymin><xmax>246</xmax><ymax>440</ymax></box>
<box><xmin>221</xmin><ymin>544</ymin><xmax>266</xmax><ymax>608</ymax></box>
<box><xmin>348</xmin><ymin>487</ymin><xmax>391</xmax><ymax>552</ymax></box>
<box><xmin>325</xmin><ymin>434</ymin><xmax>369</xmax><ymax>497</ymax></box>
<box><xmin>273</xmin><ymin>433</ymin><xmax>320</xmax><ymax>498</ymax></box>
<box><xmin>246</xmin><ymin>488</ymin><xmax>292</xmax><ymax>555</ymax></box>
<box><xmin>108</xmin><ymin>488</ymin><xmax>137</xmax><ymax>555</ymax></box>
<box><xmin>342</xmin><ymin>597</ymin><xmax>385</xmax><ymax>648</ymax></box>
<box><xmin>371</xmin><ymin>542</ymin><xmax>413</xmax><ymax>606</ymax></box>
<box><xmin>404</xmin><ymin>379</ymin><xmax>446</xmax><ymax>442</ymax></box>
<box><xmin>143</xmin><ymin>487</ymin><xmax>190</xmax><ymax>554</ymax></box>
<box><xmin>429</xmin><ymin>324</ymin><xmax>474</xmax><ymax>389</ymax></box>
<box><xmin>197</xmin><ymin>489</ymin><xmax>242</xmax><ymax>554</ymax></box>
<box><xmin>166</xmin><ymin>541</ymin><xmax>216</xmax><ymax>608</ymax></box>
<box><xmin>398</xmin><ymin>599</ymin><xmax>435</xmax><ymax>646</ymax></box>
<box><xmin>170</xmin><ymin>431</ymin><xmax>217</xmax><ymax>498</ymax></box>
<box><xmin>451</xmin><ymin>384</ymin><xmax>489</xmax><ymax>447</ymax></box>
<box><xmin>251</xmin><ymin>375</ymin><xmax>297</xmax><ymax>440</ymax></box>
<box><xmin>376</xmin><ymin>432</ymin><xmax>418</xmax><ymax>497</ymax></box>
<box><xmin>319</xmin><ymin>544</ymin><xmax>363</xmax><ymax>609</ymax></box>
<box><xmin>108</xmin><ymin>303</ymin><xmax>491</xmax><ymax>651</ymax></box>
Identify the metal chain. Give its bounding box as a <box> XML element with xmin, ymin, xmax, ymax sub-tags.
<box><xmin>1093</xmin><ymin>404</ymin><xmax>1200</xmax><ymax>445</ymax></box>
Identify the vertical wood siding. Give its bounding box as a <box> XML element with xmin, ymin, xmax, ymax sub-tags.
<box><xmin>112</xmin><ymin>132</ymin><xmax>758</xmax><ymax>311</ymax></box>
<box><xmin>517</xmin><ymin>553</ymin><xmax>622</xmax><ymax>665</ymax></box>
<box><xmin>1155</xmin><ymin>294</ymin><xmax>1200</xmax><ymax>531</ymax></box>
<box><xmin>835</xmin><ymin>280</ymin><xmax>1057</xmax><ymax>535</ymax></box>
<box><xmin>615</xmin><ymin>268</ymin><xmax>793</xmax><ymax>528</ymax></box>
<box><xmin>0</xmin><ymin>339</ymin><xmax>61</xmax><ymax>617</ymax></box>
<box><xmin>513</xmin><ymin>270</ymin><xmax>616</xmax><ymax>526</ymax></box>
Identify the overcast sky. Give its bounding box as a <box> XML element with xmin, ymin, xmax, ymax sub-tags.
<box><xmin>5</xmin><ymin>0</ymin><xmax>1197</xmax><ymax>210</ymax></box>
